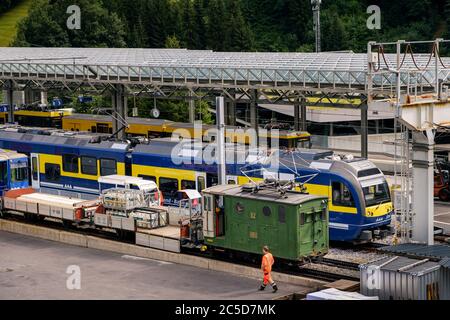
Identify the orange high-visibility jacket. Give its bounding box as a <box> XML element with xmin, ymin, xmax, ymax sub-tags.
<box><xmin>261</xmin><ymin>253</ymin><xmax>274</xmax><ymax>273</ymax></box>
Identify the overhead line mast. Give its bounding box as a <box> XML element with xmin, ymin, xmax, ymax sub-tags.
<box><xmin>311</xmin><ymin>0</ymin><xmax>322</xmax><ymax>53</ymax></box>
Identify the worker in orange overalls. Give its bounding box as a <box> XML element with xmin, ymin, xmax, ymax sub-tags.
<box><xmin>258</xmin><ymin>246</ymin><xmax>278</xmax><ymax>293</ymax></box>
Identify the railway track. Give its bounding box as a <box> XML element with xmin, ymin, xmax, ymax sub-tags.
<box><xmin>319</xmin><ymin>257</ymin><xmax>360</xmax><ymax>271</ymax></box>
<box><xmin>1</xmin><ymin>215</ymin><xmax>362</xmax><ymax>284</ymax></box>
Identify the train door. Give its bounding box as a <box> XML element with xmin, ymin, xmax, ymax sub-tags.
<box><xmin>202</xmin><ymin>193</ymin><xmax>215</xmax><ymax>238</ymax></box>
<box><xmin>206</xmin><ymin>173</ymin><xmax>218</xmax><ymax>188</ymax></box>
<box><xmin>31</xmin><ymin>154</ymin><xmax>40</xmax><ymax>189</ymax></box>
<box><xmin>196</xmin><ymin>172</ymin><xmax>207</xmax><ymax>192</ymax></box>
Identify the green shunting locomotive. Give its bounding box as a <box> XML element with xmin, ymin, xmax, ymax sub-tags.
<box><xmin>201</xmin><ymin>182</ymin><xmax>329</xmax><ymax>262</ymax></box>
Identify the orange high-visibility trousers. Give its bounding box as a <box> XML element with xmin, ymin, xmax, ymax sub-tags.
<box><xmin>263</xmin><ymin>272</ymin><xmax>273</xmax><ymax>286</ymax></box>
<box><xmin>261</xmin><ymin>253</ymin><xmax>274</xmax><ymax>285</ymax></box>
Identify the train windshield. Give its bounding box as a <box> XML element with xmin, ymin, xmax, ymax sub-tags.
<box><xmin>363</xmin><ymin>181</ymin><xmax>391</xmax><ymax>207</ymax></box>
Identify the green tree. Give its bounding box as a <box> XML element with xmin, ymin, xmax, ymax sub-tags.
<box><xmin>224</xmin><ymin>0</ymin><xmax>254</xmax><ymax>51</ymax></box>
<box><xmin>13</xmin><ymin>0</ymin><xmax>126</xmax><ymax>47</ymax></box>
<box><xmin>165</xmin><ymin>35</ymin><xmax>181</xmax><ymax>48</ymax></box>
<box><xmin>205</xmin><ymin>0</ymin><xmax>227</xmax><ymax>51</ymax></box>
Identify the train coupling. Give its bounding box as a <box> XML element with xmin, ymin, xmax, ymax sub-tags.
<box><xmin>359</xmin><ymin>227</ymin><xmax>391</xmax><ymax>242</ymax></box>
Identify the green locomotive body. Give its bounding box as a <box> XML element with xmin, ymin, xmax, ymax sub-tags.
<box><xmin>202</xmin><ymin>184</ymin><xmax>329</xmax><ymax>261</ymax></box>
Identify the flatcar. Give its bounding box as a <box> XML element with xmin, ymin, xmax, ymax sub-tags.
<box><xmin>62</xmin><ymin>113</ymin><xmax>311</xmax><ymax>148</ymax></box>
<box><xmin>0</xmin><ymin>165</ymin><xmax>329</xmax><ymax>263</ymax></box>
<box><xmin>0</xmin><ymin>129</ymin><xmax>129</xmax><ymax>199</ymax></box>
<box><xmin>0</xmin><ymin>127</ymin><xmax>392</xmax><ymax>242</ymax></box>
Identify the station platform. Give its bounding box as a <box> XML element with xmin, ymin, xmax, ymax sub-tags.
<box><xmin>435</xmin><ymin>202</ymin><xmax>450</xmax><ymax>236</ymax></box>
<box><xmin>0</xmin><ymin>231</ymin><xmax>308</xmax><ymax>300</ymax></box>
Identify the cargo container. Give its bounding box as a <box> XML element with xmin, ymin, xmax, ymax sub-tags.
<box><xmin>440</xmin><ymin>258</ymin><xmax>450</xmax><ymax>300</ymax></box>
<box><xmin>360</xmin><ymin>256</ymin><xmax>442</xmax><ymax>300</ymax></box>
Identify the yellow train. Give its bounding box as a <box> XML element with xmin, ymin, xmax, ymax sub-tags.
<box><xmin>62</xmin><ymin>113</ymin><xmax>311</xmax><ymax>148</ymax></box>
<box><xmin>0</xmin><ymin>109</ymin><xmax>72</xmax><ymax>127</ymax></box>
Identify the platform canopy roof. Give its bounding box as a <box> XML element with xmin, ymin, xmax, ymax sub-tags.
<box><xmin>0</xmin><ymin>47</ymin><xmax>450</xmax><ymax>92</ymax></box>
<box><xmin>0</xmin><ymin>47</ymin><xmax>448</xmax><ymax>70</ymax></box>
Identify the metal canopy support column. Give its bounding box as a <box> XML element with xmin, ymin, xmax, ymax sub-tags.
<box><xmin>226</xmin><ymin>96</ymin><xmax>236</xmax><ymax>126</ymax></box>
<box><xmin>6</xmin><ymin>80</ymin><xmax>14</xmax><ymax>123</ymax></box>
<box><xmin>24</xmin><ymin>87</ymin><xmax>33</xmax><ymax>105</ymax></box>
<box><xmin>216</xmin><ymin>97</ymin><xmax>226</xmax><ymax>186</ymax></box>
<box><xmin>189</xmin><ymin>91</ymin><xmax>195</xmax><ymax>123</ymax></box>
<box><xmin>111</xmin><ymin>84</ymin><xmax>128</xmax><ymax>140</ymax></box>
<box><xmin>41</xmin><ymin>91</ymin><xmax>48</xmax><ymax>105</ymax></box>
<box><xmin>361</xmin><ymin>103</ymin><xmax>369</xmax><ymax>158</ymax></box>
<box><xmin>250</xmin><ymin>89</ymin><xmax>258</xmax><ymax>131</ymax></box>
<box><xmin>411</xmin><ymin>130</ymin><xmax>435</xmax><ymax>245</ymax></box>
<box><xmin>294</xmin><ymin>100</ymin><xmax>300</xmax><ymax>131</ymax></box>
<box><xmin>300</xmin><ymin>97</ymin><xmax>307</xmax><ymax>131</ymax></box>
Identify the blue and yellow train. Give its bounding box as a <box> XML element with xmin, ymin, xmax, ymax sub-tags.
<box><xmin>0</xmin><ymin>128</ymin><xmax>393</xmax><ymax>242</ymax></box>
<box><xmin>0</xmin><ymin>149</ymin><xmax>29</xmax><ymax>196</ymax></box>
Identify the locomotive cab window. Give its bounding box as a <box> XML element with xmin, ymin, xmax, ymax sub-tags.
<box><xmin>11</xmin><ymin>164</ymin><xmax>28</xmax><ymax>182</ymax></box>
<box><xmin>100</xmin><ymin>159</ymin><xmax>117</xmax><ymax>176</ymax></box>
<box><xmin>63</xmin><ymin>154</ymin><xmax>79</xmax><ymax>173</ymax></box>
<box><xmin>81</xmin><ymin>157</ymin><xmax>98</xmax><ymax>175</ymax></box>
<box><xmin>332</xmin><ymin>181</ymin><xmax>355</xmax><ymax>207</ymax></box>
<box><xmin>45</xmin><ymin>163</ymin><xmax>61</xmax><ymax>181</ymax></box>
<box><xmin>363</xmin><ymin>181</ymin><xmax>391</xmax><ymax>207</ymax></box>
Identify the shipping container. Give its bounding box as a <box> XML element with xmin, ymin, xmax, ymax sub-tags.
<box><xmin>440</xmin><ymin>258</ymin><xmax>450</xmax><ymax>300</ymax></box>
<box><xmin>360</xmin><ymin>256</ymin><xmax>442</xmax><ymax>300</ymax></box>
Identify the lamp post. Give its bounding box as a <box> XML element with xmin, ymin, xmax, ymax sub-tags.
<box><xmin>311</xmin><ymin>0</ymin><xmax>322</xmax><ymax>53</ymax></box>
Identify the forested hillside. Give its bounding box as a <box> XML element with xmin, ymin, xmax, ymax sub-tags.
<box><xmin>0</xmin><ymin>0</ymin><xmax>21</xmax><ymax>14</ymax></box>
<box><xmin>11</xmin><ymin>0</ymin><xmax>450</xmax><ymax>52</ymax></box>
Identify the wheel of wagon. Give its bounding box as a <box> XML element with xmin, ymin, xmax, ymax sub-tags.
<box><xmin>62</xmin><ymin>220</ymin><xmax>72</xmax><ymax>229</ymax></box>
<box><xmin>117</xmin><ymin>229</ymin><xmax>125</xmax><ymax>240</ymax></box>
<box><xmin>0</xmin><ymin>210</ymin><xmax>9</xmax><ymax>219</ymax></box>
<box><xmin>439</xmin><ymin>189</ymin><xmax>450</xmax><ymax>202</ymax></box>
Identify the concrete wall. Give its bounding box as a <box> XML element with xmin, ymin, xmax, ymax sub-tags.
<box><xmin>312</xmin><ymin>133</ymin><xmax>397</xmax><ymax>156</ymax></box>
<box><xmin>1</xmin><ymin>90</ymin><xmax>26</xmax><ymax>105</ymax></box>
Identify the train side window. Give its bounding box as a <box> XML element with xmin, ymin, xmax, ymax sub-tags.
<box><xmin>263</xmin><ymin>206</ymin><xmax>271</xmax><ymax>217</ymax></box>
<box><xmin>197</xmin><ymin>176</ymin><xmax>206</xmax><ymax>192</ymax></box>
<box><xmin>63</xmin><ymin>154</ymin><xmax>79</xmax><ymax>173</ymax></box>
<box><xmin>159</xmin><ymin>177</ymin><xmax>179</xmax><ymax>199</ymax></box>
<box><xmin>332</xmin><ymin>181</ymin><xmax>355</xmax><ymax>207</ymax></box>
<box><xmin>181</xmin><ymin>180</ymin><xmax>196</xmax><ymax>190</ymax></box>
<box><xmin>45</xmin><ymin>163</ymin><xmax>61</xmax><ymax>181</ymax></box>
<box><xmin>81</xmin><ymin>157</ymin><xmax>98</xmax><ymax>175</ymax></box>
<box><xmin>138</xmin><ymin>175</ymin><xmax>156</xmax><ymax>182</ymax></box>
<box><xmin>235</xmin><ymin>202</ymin><xmax>245</xmax><ymax>213</ymax></box>
<box><xmin>100</xmin><ymin>159</ymin><xmax>117</xmax><ymax>176</ymax></box>
<box><xmin>96</xmin><ymin>123</ymin><xmax>109</xmax><ymax>134</ymax></box>
<box><xmin>278</xmin><ymin>206</ymin><xmax>286</xmax><ymax>223</ymax></box>
<box><xmin>11</xmin><ymin>166</ymin><xmax>28</xmax><ymax>182</ymax></box>
<box><xmin>0</xmin><ymin>162</ymin><xmax>7</xmax><ymax>185</ymax></box>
